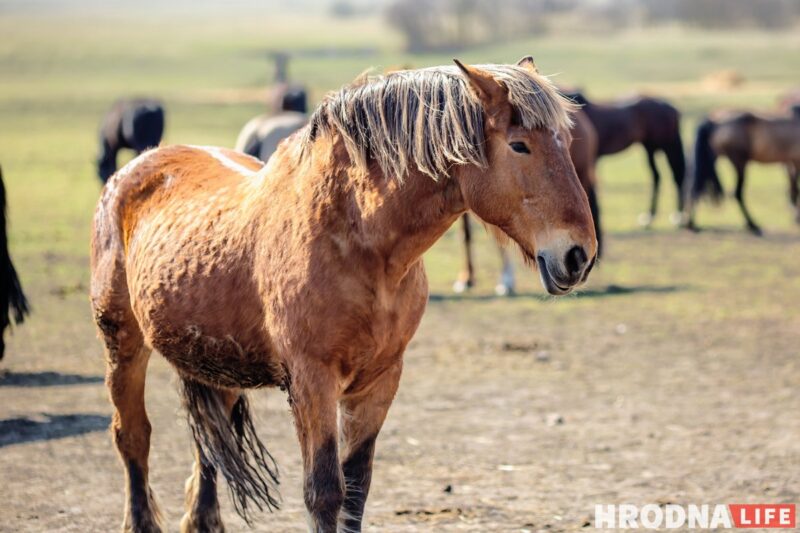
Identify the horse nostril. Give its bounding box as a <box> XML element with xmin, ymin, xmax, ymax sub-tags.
<box><xmin>565</xmin><ymin>246</ymin><xmax>588</xmax><ymax>277</ymax></box>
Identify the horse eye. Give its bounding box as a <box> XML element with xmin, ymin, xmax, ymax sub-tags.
<box><xmin>509</xmin><ymin>142</ymin><xmax>530</xmax><ymax>154</ymax></box>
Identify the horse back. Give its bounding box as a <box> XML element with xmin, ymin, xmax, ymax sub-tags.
<box><xmin>91</xmin><ymin>145</ymin><xmax>281</xmax><ymax>388</ymax></box>
<box><xmin>749</xmin><ymin>116</ymin><xmax>800</xmax><ymax>163</ymax></box>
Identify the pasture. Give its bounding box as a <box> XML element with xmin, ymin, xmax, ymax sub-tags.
<box><xmin>1</xmin><ymin>6</ymin><xmax>799</xmax><ymax>532</ymax></box>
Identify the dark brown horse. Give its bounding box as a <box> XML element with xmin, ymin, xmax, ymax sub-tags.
<box><xmin>90</xmin><ymin>59</ymin><xmax>596</xmax><ymax>533</ymax></box>
<box><xmin>565</xmin><ymin>91</ymin><xmax>687</xmax><ymax>226</ymax></box>
<box><xmin>0</xmin><ymin>166</ymin><xmax>29</xmax><ymax>361</ymax></box>
<box><xmin>688</xmin><ymin>110</ymin><xmax>800</xmax><ymax>232</ymax></box>
<box><xmin>97</xmin><ymin>98</ymin><xmax>165</xmax><ymax>183</ymax></box>
<box><xmin>455</xmin><ymin>107</ymin><xmax>601</xmax><ymax>294</ymax></box>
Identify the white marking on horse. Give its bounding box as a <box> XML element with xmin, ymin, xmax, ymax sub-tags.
<box><xmin>552</xmin><ymin>128</ymin><xmax>564</xmax><ymax>149</ymax></box>
<box><xmin>192</xmin><ymin>145</ymin><xmax>258</xmax><ymax>178</ymax></box>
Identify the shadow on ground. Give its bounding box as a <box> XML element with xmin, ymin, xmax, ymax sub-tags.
<box><xmin>430</xmin><ymin>283</ymin><xmax>689</xmax><ymax>302</ymax></box>
<box><xmin>0</xmin><ymin>371</ymin><xmax>104</xmax><ymax>388</ymax></box>
<box><xmin>0</xmin><ymin>413</ymin><xmax>110</xmax><ymax>448</ymax></box>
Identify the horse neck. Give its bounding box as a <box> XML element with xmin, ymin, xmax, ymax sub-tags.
<box><xmin>275</xmin><ymin>144</ymin><xmax>467</xmax><ymax>283</ymax></box>
<box><xmin>366</xmin><ymin>168</ymin><xmax>466</xmax><ymax>281</ymax></box>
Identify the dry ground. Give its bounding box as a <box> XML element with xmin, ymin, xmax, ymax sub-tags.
<box><xmin>1</xmin><ymin>228</ymin><xmax>798</xmax><ymax>532</ymax></box>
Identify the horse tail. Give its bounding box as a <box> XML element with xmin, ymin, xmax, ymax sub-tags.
<box><xmin>0</xmin><ymin>167</ymin><xmax>29</xmax><ymax>331</ymax></box>
<box><xmin>691</xmin><ymin>118</ymin><xmax>724</xmax><ymax>203</ymax></box>
<box><xmin>180</xmin><ymin>379</ymin><xmax>280</xmax><ymax>524</ymax></box>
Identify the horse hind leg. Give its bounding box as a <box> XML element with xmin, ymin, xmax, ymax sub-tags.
<box><xmin>787</xmin><ymin>163</ymin><xmax>800</xmax><ymax>224</ymax></box>
<box><xmin>732</xmin><ymin>159</ymin><xmax>761</xmax><ymax>235</ymax></box>
<box><xmin>639</xmin><ymin>144</ymin><xmax>660</xmax><ymax>227</ymax></box>
<box><xmin>495</xmin><ymin>245</ymin><xmax>515</xmax><ymax>296</ymax></box>
<box><xmin>180</xmin><ymin>387</ymin><xmax>240</xmax><ymax>533</ymax></box>
<box><xmin>95</xmin><ymin>307</ymin><xmax>163</xmax><ymax>533</ymax></box>
<box><xmin>179</xmin><ymin>379</ymin><xmax>280</xmax><ymax>530</ymax></box>
<box><xmin>453</xmin><ymin>214</ymin><xmax>476</xmax><ymax>293</ymax></box>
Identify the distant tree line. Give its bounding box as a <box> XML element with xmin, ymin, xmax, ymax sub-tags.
<box><xmin>386</xmin><ymin>0</ymin><xmax>577</xmax><ymax>52</ymax></box>
<box><xmin>386</xmin><ymin>0</ymin><xmax>800</xmax><ymax>52</ymax></box>
<box><xmin>641</xmin><ymin>0</ymin><xmax>800</xmax><ymax>29</ymax></box>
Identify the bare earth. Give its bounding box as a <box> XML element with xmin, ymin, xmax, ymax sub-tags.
<box><xmin>1</xmin><ymin>230</ymin><xmax>798</xmax><ymax>532</ymax></box>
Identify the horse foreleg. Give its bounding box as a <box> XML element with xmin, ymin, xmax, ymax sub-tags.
<box><xmin>338</xmin><ymin>361</ymin><xmax>402</xmax><ymax>532</ymax></box>
<box><xmin>733</xmin><ymin>161</ymin><xmax>761</xmax><ymax>235</ymax></box>
<box><xmin>102</xmin><ymin>333</ymin><xmax>162</xmax><ymax>533</ymax></box>
<box><xmin>453</xmin><ymin>214</ymin><xmax>475</xmax><ymax>293</ymax></box>
<box><xmin>180</xmin><ymin>389</ymin><xmax>239</xmax><ymax>533</ymax></box>
<box><xmin>291</xmin><ymin>366</ymin><xmax>343</xmax><ymax>533</ymax></box>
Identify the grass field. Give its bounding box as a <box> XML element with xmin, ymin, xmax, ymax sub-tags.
<box><xmin>0</xmin><ymin>6</ymin><xmax>798</xmax><ymax>532</ymax></box>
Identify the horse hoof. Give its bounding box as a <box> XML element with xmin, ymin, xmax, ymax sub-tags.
<box><xmin>637</xmin><ymin>212</ymin><xmax>654</xmax><ymax>228</ymax></box>
<box><xmin>669</xmin><ymin>211</ymin><xmax>687</xmax><ymax>227</ymax></box>
<box><xmin>747</xmin><ymin>225</ymin><xmax>763</xmax><ymax>236</ymax></box>
<box><xmin>495</xmin><ymin>283</ymin><xmax>515</xmax><ymax>297</ymax></box>
<box><xmin>453</xmin><ymin>280</ymin><xmax>472</xmax><ymax>293</ymax></box>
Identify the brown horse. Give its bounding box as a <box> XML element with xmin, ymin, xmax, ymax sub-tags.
<box><xmin>456</xmin><ymin>107</ymin><xmax>600</xmax><ymax>294</ymax></box>
<box><xmin>564</xmin><ymin>91</ymin><xmax>686</xmax><ymax>227</ymax></box>
<box><xmin>687</xmin><ymin>110</ymin><xmax>800</xmax><ymax>233</ymax></box>
<box><xmin>90</xmin><ymin>58</ymin><xmax>596</xmax><ymax>533</ymax></box>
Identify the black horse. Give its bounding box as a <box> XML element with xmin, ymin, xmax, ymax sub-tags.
<box><xmin>565</xmin><ymin>91</ymin><xmax>687</xmax><ymax>226</ymax></box>
<box><xmin>0</xmin><ymin>166</ymin><xmax>29</xmax><ymax>361</ymax></box>
<box><xmin>97</xmin><ymin>98</ymin><xmax>165</xmax><ymax>182</ymax></box>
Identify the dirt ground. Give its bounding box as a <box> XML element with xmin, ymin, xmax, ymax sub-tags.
<box><xmin>1</xmin><ymin>229</ymin><xmax>798</xmax><ymax>532</ymax></box>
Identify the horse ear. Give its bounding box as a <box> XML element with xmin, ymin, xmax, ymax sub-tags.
<box><xmin>516</xmin><ymin>56</ymin><xmax>538</xmax><ymax>74</ymax></box>
<box><xmin>453</xmin><ymin>59</ymin><xmax>508</xmax><ymax>114</ymax></box>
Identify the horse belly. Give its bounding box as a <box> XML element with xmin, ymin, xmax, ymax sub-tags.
<box><xmin>126</xmin><ymin>215</ymin><xmax>282</xmax><ymax>389</ymax></box>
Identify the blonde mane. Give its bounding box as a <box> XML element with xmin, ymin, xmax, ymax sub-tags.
<box><xmin>302</xmin><ymin>64</ymin><xmax>576</xmax><ymax>181</ymax></box>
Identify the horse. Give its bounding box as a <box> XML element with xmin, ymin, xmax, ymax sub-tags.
<box><xmin>455</xmin><ymin>107</ymin><xmax>600</xmax><ymax>294</ymax></box>
<box><xmin>90</xmin><ymin>58</ymin><xmax>597</xmax><ymax>533</ymax></box>
<box><xmin>0</xmin><ymin>166</ymin><xmax>29</xmax><ymax>361</ymax></box>
<box><xmin>267</xmin><ymin>52</ymin><xmax>308</xmax><ymax>115</ymax></box>
<box><xmin>97</xmin><ymin>98</ymin><xmax>165</xmax><ymax>183</ymax></box>
<box><xmin>687</xmin><ymin>110</ymin><xmax>800</xmax><ymax>233</ymax></box>
<box><xmin>236</xmin><ymin>54</ymin><xmax>309</xmax><ymax>162</ymax></box>
<box><xmin>564</xmin><ymin>91</ymin><xmax>686</xmax><ymax>227</ymax></box>
<box><xmin>234</xmin><ymin>111</ymin><xmax>308</xmax><ymax>162</ymax></box>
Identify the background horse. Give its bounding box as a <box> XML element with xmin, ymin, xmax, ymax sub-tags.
<box><xmin>565</xmin><ymin>90</ymin><xmax>686</xmax><ymax>226</ymax></box>
<box><xmin>97</xmin><ymin>98</ymin><xmax>165</xmax><ymax>183</ymax></box>
<box><xmin>90</xmin><ymin>59</ymin><xmax>596</xmax><ymax>533</ymax></box>
<box><xmin>456</xmin><ymin>108</ymin><xmax>600</xmax><ymax>294</ymax></box>
<box><xmin>267</xmin><ymin>52</ymin><xmax>308</xmax><ymax>115</ymax></box>
<box><xmin>688</xmin><ymin>111</ymin><xmax>800</xmax><ymax>233</ymax></box>
<box><xmin>235</xmin><ymin>55</ymin><xmax>309</xmax><ymax>161</ymax></box>
<box><xmin>234</xmin><ymin>111</ymin><xmax>308</xmax><ymax>162</ymax></box>
<box><xmin>0</xmin><ymin>166</ymin><xmax>29</xmax><ymax>361</ymax></box>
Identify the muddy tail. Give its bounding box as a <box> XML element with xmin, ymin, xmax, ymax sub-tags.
<box><xmin>180</xmin><ymin>379</ymin><xmax>280</xmax><ymax>524</ymax></box>
<box><xmin>0</xmin><ymin>167</ymin><xmax>29</xmax><ymax>359</ymax></box>
<box><xmin>691</xmin><ymin>119</ymin><xmax>724</xmax><ymax>203</ymax></box>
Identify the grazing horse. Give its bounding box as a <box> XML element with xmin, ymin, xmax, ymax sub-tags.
<box><xmin>90</xmin><ymin>58</ymin><xmax>597</xmax><ymax>533</ymax></box>
<box><xmin>0</xmin><ymin>166</ymin><xmax>29</xmax><ymax>361</ymax></box>
<box><xmin>455</xmin><ymin>107</ymin><xmax>601</xmax><ymax>294</ymax></box>
<box><xmin>97</xmin><ymin>99</ymin><xmax>165</xmax><ymax>183</ymax></box>
<box><xmin>267</xmin><ymin>52</ymin><xmax>308</xmax><ymax>115</ymax></box>
<box><xmin>687</xmin><ymin>111</ymin><xmax>800</xmax><ymax>233</ymax></box>
<box><xmin>234</xmin><ymin>111</ymin><xmax>308</xmax><ymax>162</ymax></box>
<box><xmin>565</xmin><ymin>91</ymin><xmax>686</xmax><ymax>226</ymax></box>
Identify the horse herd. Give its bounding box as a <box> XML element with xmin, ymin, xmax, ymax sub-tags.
<box><xmin>1</xmin><ymin>57</ymin><xmax>799</xmax><ymax>533</ymax></box>
<box><xmin>95</xmin><ymin>68</ymin><xmax>800</xmax><ymax>297</ymax></box>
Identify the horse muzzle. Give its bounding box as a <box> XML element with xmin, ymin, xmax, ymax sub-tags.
<box><xmin>536</xmin><ymin>245</ymin><xmax>595</xmax><ymax>296</ymax></box>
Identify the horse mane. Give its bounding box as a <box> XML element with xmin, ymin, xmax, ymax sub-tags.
<box><xmin>301</xmin><ymin>64</ymin><xmax>576</xmax><ymax>181</ymax></box>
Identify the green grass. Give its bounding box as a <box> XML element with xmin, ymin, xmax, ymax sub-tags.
<box><xmin>0</xmin><ymin>8</ymin><xmax>798</xmax><ymax>293</ymax></box>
